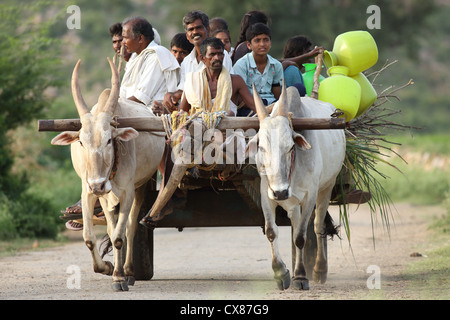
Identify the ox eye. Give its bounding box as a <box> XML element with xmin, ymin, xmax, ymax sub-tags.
<box><xmin>107</xmin><ymin>138</ymin><xmax>112</xmax><ymax>145</ymax></box>
<box><xmin>258</xmin><ymin>146</ymin><xmax>266</xmax><ymax>153</ymax></box>
<box><xmin>79</xmin><ymin>141</ymin><xmax>83</xmax><ymax>147</ymax></box>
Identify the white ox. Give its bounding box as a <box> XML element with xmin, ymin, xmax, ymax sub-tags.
<box><xmin>51</xmin><ymin>59</ymin><xmax>165</xmax><ymax>291</ymax></box>
<box><xmin>247</xmin><ymin>82</ymin><xmax>346</xmax><ymax>290</ymax></box>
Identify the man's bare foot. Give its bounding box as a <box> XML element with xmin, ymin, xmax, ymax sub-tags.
<box><xmin>61</xmin><ymin>199</ymin><xmax>102</xmax><ymax>215</ymax></box>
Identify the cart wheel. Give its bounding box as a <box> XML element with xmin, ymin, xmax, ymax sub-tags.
<box><xmin>132</xmin><ymin>213</ymin><xmax>154</xmax><ymax>280</ymax></box>
<box><xmin>132</xmin><ymin>181</ymin><xmax>158</xmax><ymax>281</ymax></box>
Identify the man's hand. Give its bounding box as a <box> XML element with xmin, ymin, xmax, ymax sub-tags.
<box><xmin>152</xmin><ymin>101</ymin><xmax>167</xmax><ymax>116</ymax></box>
<box><xmin>308</xmin><ymin>46</ymin><xmax>325</xmax><ymax>58</ymax></box>
<box><xmin>163</xmin><ymin>90</ymin><xmax>183</xmax><ymax>113</ymax></box>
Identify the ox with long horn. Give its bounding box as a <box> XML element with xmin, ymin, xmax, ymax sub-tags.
<box><xmin>51</xmin><ymin>58</ymin><xmax>166</xmax><ymax>291</ymax></box>
<box><xmin>247</xmin><ymin>79</ymin><xmax>346</xmax><ymax>290</ymax></box>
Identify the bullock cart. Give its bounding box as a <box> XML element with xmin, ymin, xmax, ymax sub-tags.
<box><xmin>39</xmin><ymin>115</ymin><xmax>346</xmax><ymax>281</ymax></box>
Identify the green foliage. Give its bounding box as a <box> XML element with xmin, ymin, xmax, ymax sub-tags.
<box><xmin>379</xmin><ymin>163</ymin><xmax>449</xmax><ymax>205</ymax></box>
<box><xmin>0</xmin><ymin>192</ymin><xmax>61</xmax><ymax>240</ymax></box>
<box><xmin>0</xmin><ymin>3</ymin><xmax>63</xmax><ymax>132</ymax></box>
<box><xmin>375</xmin><ymin>133</ymin><xmax>450</xmax><ymax>206</ymax></box>
<box><xmin>0</xmin><ymin>2</ymin><xmax>63</xmax><ymax>240</ymax></box>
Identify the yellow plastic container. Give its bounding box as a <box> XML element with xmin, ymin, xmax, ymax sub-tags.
<box><xmin>302</xmin><ymin>63</ymin><xmax>325</xmax><ymax>97</ymax></box>
<box><xmin>323</xmin><ymin>50</ymin><xmax>338</xmax><ymax>69</ymax></box>
<box><xmin>318</xmin><ymin>66</ymin><xmax>361</xmax><ymax>121</ymax></box>
<box><xmin>351</xmin><ymin>72</ymin><xmax>378</xmax><ymax>117</ymax></box>
<box><xmin>324</xmin><ymin>30</ymin><xmax>378</xmax><ymax>76</ymax></box>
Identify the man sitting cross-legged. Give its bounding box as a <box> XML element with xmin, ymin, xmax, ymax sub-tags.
<box><xmin>139</xmin><ymin>38</ymin><xmax>257</xmax><ymax>228</ymax></box>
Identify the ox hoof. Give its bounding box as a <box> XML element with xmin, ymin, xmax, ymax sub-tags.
<box><xmin>112</xmin><ymin>281</ymin><xmax>129</xmax><ymax>292</ymax></box>
<box><xmin>126</xmin><ymin>276</ymin><xmax>135</xmax><ymax>286</ymax></box>
<box><xmin>274</xmin><ymin>270</ymin><xmax>291</xmax><ymax>290</ymax></box>
<box><xmin>105</xmin><ymin>261</ymin><xmax>114</xmax><ymax>276</ymax></box>
<box><xmin>313</xmin><ymin>270</ymin><xmax>327</xmax><ymax>284</ymax></box>
<box><xmin>95</xmin><ymin>261</ymin><xmax>114</xmax><ymax>276</ymax></box>
<box><xmin>292</xmin><ymin>277</ymin><xmax>310</xmax><ymax>290</ymax></box>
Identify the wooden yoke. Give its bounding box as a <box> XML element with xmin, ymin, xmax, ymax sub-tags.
<box><xmin>38</xmin><ymin>116</ymin><xmax>346</xmax><ymax>133</ymax></box>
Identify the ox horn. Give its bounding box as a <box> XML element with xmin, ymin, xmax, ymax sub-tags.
<box><xmin>72</xmin><ymin>59</ymin><xmax>90</xmax><ymax>117</ymax></box>
<box><xmin>272</xmin><ymin>79</ymin><xmax>288</xmax><ymax>118</ymax></box>
<box><xmin>99</xmin><ymin>57</ymin><xmax>120</xmax><ymax>114</ymax></box>
<box><xmin>277</xmin><ymin>79</ymin><xmax>288</xmax><ymax>118</ymax></box>
<box><xmin>252</xmin><ymin>83</ymin><xmax>268</xmax><ymax>121</ymax></box>
<box><xmin>148</xmin><ymin>163</ymin><xmax>188</xmax><ymax>220</ymax></box>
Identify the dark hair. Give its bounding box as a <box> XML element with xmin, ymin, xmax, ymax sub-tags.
<box><xmin>283</xmin><ymin>35</ymin><xmax>312</xmax><ymax>58</ymax></box>
<box><xmin>246</xmin><ymin>23</ymin><xmax>271</xmax><ymax>42</ymax></box>
<box><xmin>122</xmin><ymin>16</ymin><xmax>154</xmax><ymax>42</ymax></box>
<box><xmin>209</xmin><ymin>17</ymin><xmax>229</xmax><ymax>33</ymax></box>
<box><xmin>199</xmin><ymin>37</ymin><xmax>224</xmax><ymax>56</ymax></box>
<box><xmin>109</xmin><ymin>22</ymin><xmax>122</xmax><ymax>37</ymax></box>
<box><xmin>170</xmin><ymin>33</ymin><xmax>194</xmax><ymax>52</ymax></box>
<box><xmin>211</xmin><ymin>28</ymin><xmax>231</xmax><ymax>40</ymax></box>
<box><xmin>235</xmin><ymin>11</ymin><xmax>269</xmax><ymax>46</ymax></box>
<box><xmin>183</xmin><ymin>10</ymin><xmax>209</xmax><ymax>30</ymax></box>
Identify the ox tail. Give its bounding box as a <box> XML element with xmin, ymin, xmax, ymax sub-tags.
<box><xmin>100</xmin><ymin>234</ymin><xmax>113</xmax><ymax>258</ymax></box>
<box><xmin>324</xmin><ymin>211</ymin><xmax>341</xmax><ymax>240</ymax></box>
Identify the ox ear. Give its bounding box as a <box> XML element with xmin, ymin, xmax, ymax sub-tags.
<box><xmin>114</xmin><ymin>127</ymin><xmax>139</xmax><ymax>141</ymax></box>
<box><xmin>51</xmin><ymin>131</ymin><xmax>80</xmax><ymax>145</ymax></box>
<box><xmin>293</xmin><ymin>132</ymin><xmax>311</xmax><ymax>150</ymax></box>
<box><xmin>245</xmin><ymin>134</ymin><xmax>259</xmax><ymax>159</ymax></box>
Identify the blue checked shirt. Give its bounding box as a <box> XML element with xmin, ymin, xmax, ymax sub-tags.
<box><xmin>234</xmin><ymin>52</ymin><xmax>284</xmax><ymax>104</ymax></box>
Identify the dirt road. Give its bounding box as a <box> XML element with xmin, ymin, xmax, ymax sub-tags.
<box><xmin>0</xmin><ymin>203</ymin><xmax>444</xmax><ymax>300</ymax></box>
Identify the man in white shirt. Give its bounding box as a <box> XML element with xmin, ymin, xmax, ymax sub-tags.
<box><xmin>161</xmin><ymin>11</ymin><xmax>233</xmax><ymax>114</ymax></box>
<box><xmin>120</xmin><ymin>17</ymin><xmax>179</xmax><ymax>108</ymax></box>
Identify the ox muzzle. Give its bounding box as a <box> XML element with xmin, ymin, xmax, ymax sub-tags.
<box><xmin>87</xmin><ymin>178</ymin><xmax>112</xmax><ymax>196</ymax></box>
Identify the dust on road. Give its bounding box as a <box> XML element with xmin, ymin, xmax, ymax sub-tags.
<box><xmin>0</xmin><ymin>203</ymin><xmax>443</xmax><ymax>300</ymax></box>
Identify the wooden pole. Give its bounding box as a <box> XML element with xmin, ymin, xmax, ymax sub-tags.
<box><xmin>311</xmin><ymin>47</ymin><xmax>324</xmax><ymax>99</ymax></box>
<box><xmin>38</xmin><ymin>116</ymin><xmax>346</xmax><ymax>132</ymax></box>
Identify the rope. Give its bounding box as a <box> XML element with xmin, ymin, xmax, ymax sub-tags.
<box><xmin>161</xmin><ymin>111</ymin><xmax>229</xmax><ymax>174</ymax></box>
<box><xmin>288</xmin><ymin>112</ymin><xmax>294</xmax><ymax>130</ymax></box>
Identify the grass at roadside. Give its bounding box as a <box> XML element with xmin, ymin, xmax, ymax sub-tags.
<box><xmin>404</xmin><ymin>205</ymin><xmax>450</xmax><ymax>300</ymax></box>
<box><xmin>0</xmin><ymin>235</ymin><xmax>70</xmax><ymax>259</ymax></box>
<box><xmin>378</xmin><ymin>134</ymin><xmax>449</xmax><ymax>299</ymax></box>
<box><xmin>405</xmin><ymin>243</ymin><xmax>450</xmax><ymax>299</ymax></box>
<box><xmin>376</xmin><ymin>134</ymin><xmax>449</xmax><ymax>205</ymax></box>
<box><xmin>353</xmin><ymin>133</ymin><xmax>449</xmax><ymax>299</ymax></box>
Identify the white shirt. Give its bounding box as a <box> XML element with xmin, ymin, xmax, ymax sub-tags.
<box><xmin>177</xmin><ymin>48</ymin><xmax>234</xmax><ymax>91</ymax></box>
<box><xmin>120</xmin><ymin>41</ymin><xmax>180</xmax><ymax>107</ymax></box>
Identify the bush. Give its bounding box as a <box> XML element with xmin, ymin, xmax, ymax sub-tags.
<box><xmin>0</xmin><ymin>192</ymin><xmax>61</xmax><ymax>240</ymax></box>
<box><xmin>0</xmin><ymin>2</ymin><xmax>63</xmax><ymax>240</ymax></box>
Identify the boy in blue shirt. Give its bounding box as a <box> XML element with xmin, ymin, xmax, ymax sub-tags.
<box><xmin>233</xmin><ymin>23</ymin><xmax>283</xmax><ymax>116</ymax></box>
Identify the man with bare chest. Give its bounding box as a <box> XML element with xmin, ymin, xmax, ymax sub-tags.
<box><xmin>180</xmin><ymin>37</ymin><xmax>255</xmax><ymax>116</ymax></box>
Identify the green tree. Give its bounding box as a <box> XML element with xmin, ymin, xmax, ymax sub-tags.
<box><xmin>0</xmin><ymin>2</ymin><xmax>64</xmax><ymax>239</ymax></box>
